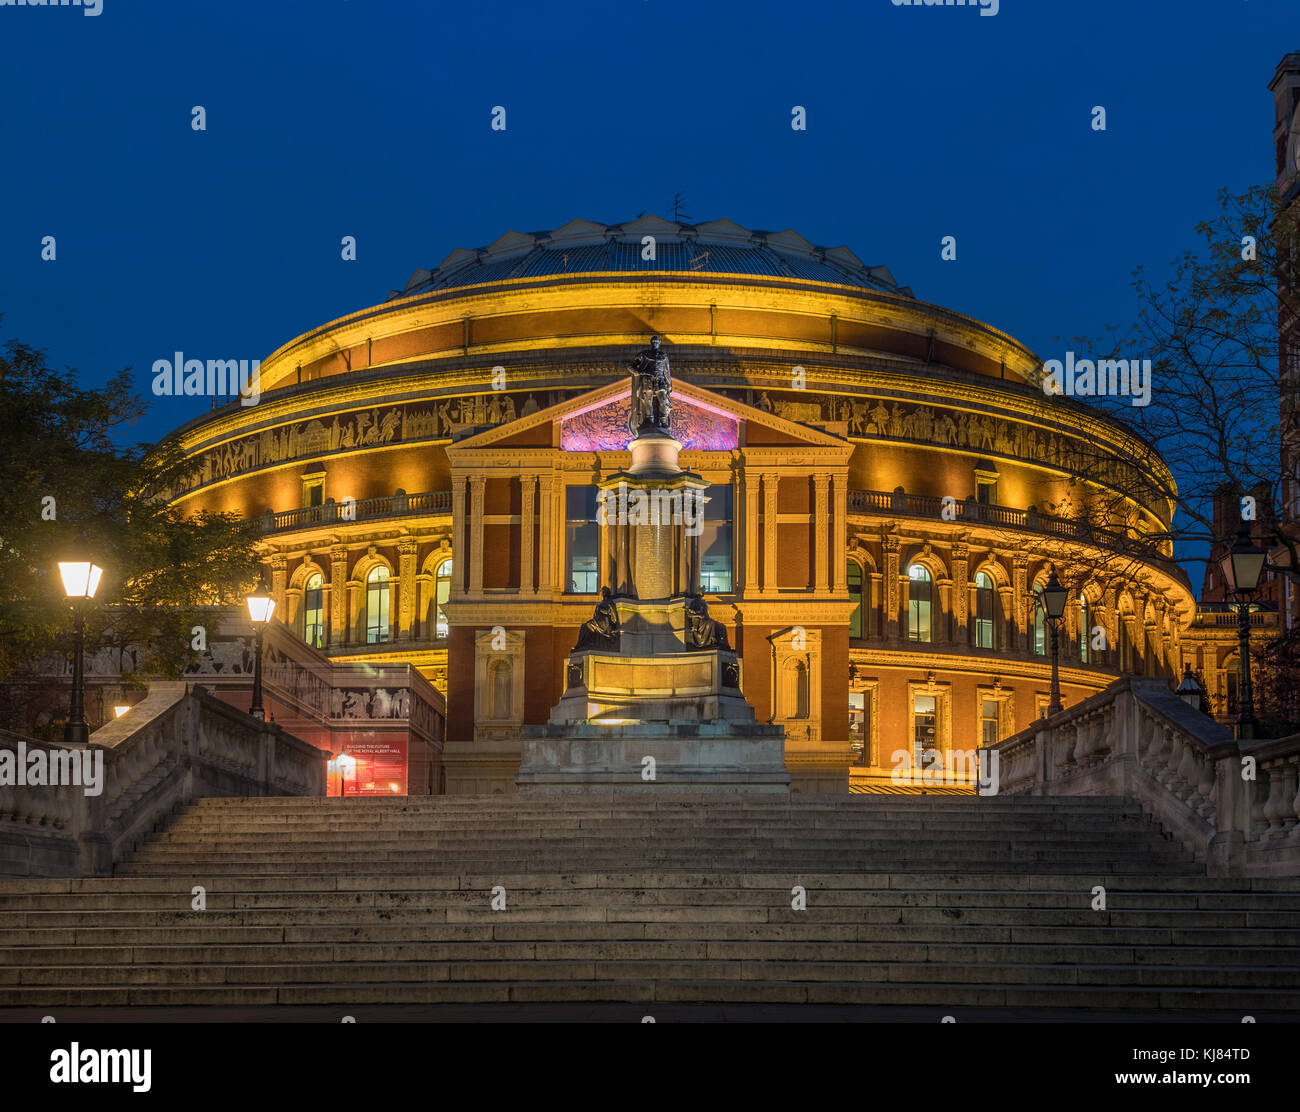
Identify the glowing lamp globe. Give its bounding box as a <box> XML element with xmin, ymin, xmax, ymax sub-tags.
<box><xmin>246</xmin><ymin>595</ymin><xmax>276</xmax><ymax>624</ymax></box>
<box><xmin>58</xmin><ymin>562</ymin><xmax>103</xmax><ymax>600</ymax></box>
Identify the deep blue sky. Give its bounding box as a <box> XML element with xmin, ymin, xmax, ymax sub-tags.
<box><xmin>1</xmin><ymin>0</ymin><xmax>1295</xmax><ymax>448</ymax></box>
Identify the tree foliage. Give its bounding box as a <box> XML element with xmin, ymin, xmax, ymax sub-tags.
<box><xmin>0</xmin><ymin>331</ymin><xmax>260</xmax><ymax>723</ymax></box>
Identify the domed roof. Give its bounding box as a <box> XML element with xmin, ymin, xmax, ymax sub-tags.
<box><xmin>391</xmin><ymin>216</ymin><xmax>912</xmax><ymax>300</ymax></box>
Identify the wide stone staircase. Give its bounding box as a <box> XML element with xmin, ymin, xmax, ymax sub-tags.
<box><xmin>3</xmin><ymin>794</ymin><xmax>1300</xmax><ymax>1014</ymax></box>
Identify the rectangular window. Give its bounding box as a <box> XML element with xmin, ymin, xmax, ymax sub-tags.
<box><xmin>913</xmin><ymin>694</ymin><xmax>937</xmax><ymax>765</ymax></box>
<box><xmin>974</xmin><ymin>585</ymin><xmax>994</xmax><ymax>649</ymax></box>
<box><xmin>980</xmin><ymin>697</ymin><xmax>1000</xmax><ymax>748</ymax></box>
<box><xmin>849</xmin><ymin>691</ymin><xmax>867</xmax><ymax>765</ymax></box>
<box><xmin>565</xmin><ymin>486</ymin><xmax>600</xmax><ymax>594</ymax></box>
<box><xmin>304</xmin><ymin>579</ymin><xmax>324</xmax><ymax>649</ymax></box>
<box><xmin>699</xmin><ymin>486</ymin><xmax>733</xmax><ymax>593</ymax></box>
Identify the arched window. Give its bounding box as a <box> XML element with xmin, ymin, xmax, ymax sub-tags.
<box><xmin>907</xmin><ymin>564</ymin><xmax>932</xmax><ymax>643</ymax></box>
<box><xmin>973</xmin><ymin>572</ymin><xmax>995</xmax><ymax>649</ymax></box>
<box><xmin>434</xmin><ymin>559</ymin><xmax>452</xmax><ymax>639</ymax></box>
<box><xmin>1031</xmin><ymin>583</ymin><xmax>1046</xmax><ymax>656</ymax></box>
<box><xmin>303</xmin><ymin>572</ymin><xmax>324</xmax><ymax>649</ymax></box>
<box><xmin>794</xmin><ymin>660</ymin><xmax>810</xmax><ymax>719</ymax></box>
<box><xmin>848</xmin><ymin>561</ymin><xmax>864</xmax><ymax>639</ymax></box>
<box><xmin>1078</xmin><ymin>596</ymin><xmax>1091</xmax><ymax>663</ymax></box>
<box><xmin>365</xmin><ymin>566</ymin><xmax>390</xmax><ymax>644</ymax></box>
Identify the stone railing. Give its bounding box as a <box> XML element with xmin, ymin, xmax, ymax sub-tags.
<box><xmin>249</xmin><ymin>489</ymin><xmax>451</xmax><ymax>535</ymax></box>
<box><xmin>0</xmin><ymin>682</ymin><xmax>324</xmax><ymax>877</ymax></box>
<box><xmin>990</xmin><ymin>676</ymin><xmax>1300</xmax><ymax>877</ymax></box>
<box><xmin>847</xmin><ymin>487</ymin><xmax>1183</xmax><ymax>574</ymax></box>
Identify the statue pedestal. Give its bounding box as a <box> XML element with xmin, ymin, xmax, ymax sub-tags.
<box><xmin>516</xmin><ymin>720</ymin><xmax>790</xmax><ymax>794</ymax></box>
<box><xmin>516</xmin><ymin>404</ymin><xmax>789</xmax><ymax>794</ymax></box>
<box><xmin>517</xmin><ymin>595</ymin><xmax>789</xmax><ymax>793</ymax></box>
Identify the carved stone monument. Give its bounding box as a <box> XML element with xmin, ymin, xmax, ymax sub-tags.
<box><xmin>517</xmin><ymin>344</ymin><xmax>789</xmax><ymax>793</ymax></box>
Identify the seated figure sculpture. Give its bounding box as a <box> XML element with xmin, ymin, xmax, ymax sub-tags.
<box><xmin>574</xmin><ymin>586</ymin><xmax>620</xmax><ymax>651</ymax></box>
<box><xmin>685</xmin><ymin>591</ymin><xmax>730</xmax><ymax>650</ymax></box>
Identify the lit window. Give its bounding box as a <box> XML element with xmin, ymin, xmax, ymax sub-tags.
<box><xmin>565</xmin><ymin>486</ymin><xmax>600</xmax><ymax>594</ymax></box>
<box><xmin>974</xmin><ymin>572</ymin><xmax>995</xmax><ymax>649</ymax></box>
<box><xmin>435</xmin><ymin>560</ymin><xmax>452</xmax><ymax>639</ymax></box>
<box><xmin>848</xmin><ymin>561</ymin><xmax>864</xmax><ymax>639</ymax></box>
<box><xmin>849</xmin><ymin>690</ymin><xmax>867</xmax><ymax>765</ymax></box>
<box><xmin>366</xmin><ymin>566</ymin><xmax>390</xmax><ymax>643</ymax></box>
<box><xmin>303</xmin><ymin>573</ymin><xmax>324</xmax><ymax>649</ymax></box>
<box><xmin>907</xmin><ymin>564</ymin><xmax>932</xmax><ymax>643</ymax></box>
<box><xmin>1078</xmin><ymin>596</ymin><xmax>1091</xmax><ymax>663</ymax></box>
<box><xmin>913</xmin><ymin>694</ymin><xmax>937</xmax><ymax>762</ymax></box>
<box><xmin>980</xmin><ymin>697</ymin><xmax>1000</xmax><ymax>747</ymax></box>
<box><xmin>699</xmin><ymin>486</ymin><xmax>733</xmax><ymax>593</ymax></box>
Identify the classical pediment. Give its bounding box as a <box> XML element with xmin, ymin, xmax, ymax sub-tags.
<box><xmin>449</xmin><ymin>377</ymin><xmax>848</xmax><ymax>454</ymax></box>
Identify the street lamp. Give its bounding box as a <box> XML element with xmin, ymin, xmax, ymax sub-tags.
<box><xmin>1219</xmin><ymin>523</ymin><xmax>1266</xmax><ymax>740</ymax></box>
<box><xmin>58</xmin><ymin>561</ymin><xmax>103</xmax><ymax>745</ymax></box>
<box><xmin>336</xmin><ymin>750</ymin><xmax>355</xmax><ymax>801</ymax></box>
<box><xmin>1176</xmin><ymin>664</ymin><xmax>1204</xmax><ymax>712</ymax></box>
<box><xmin>1040</xmin><ymin>568</ymin><xmax>1069</xmax><ymax>716</ymax></box>
<box><xmin>245</xmin><ymin>591</ymin><xmax>276</xmax><ymax>722</ymax></box>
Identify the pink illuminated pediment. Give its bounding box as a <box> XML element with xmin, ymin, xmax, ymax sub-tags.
<box><xmin>559</xmin><ymin>393</ymin><xmax>739</xmax><ymax>452</ymax></box>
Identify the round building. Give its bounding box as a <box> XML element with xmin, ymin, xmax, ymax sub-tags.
<box><xmin>163</xmin><ymin>216</ymin><xmax>1196</xmax><ymax>792</ymax></box>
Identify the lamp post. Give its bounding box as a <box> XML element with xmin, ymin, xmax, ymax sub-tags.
<box><xmin>245</xmin><ymin>592</ymin><xmax>276</xmax><ymax>722</ymax></box>
<box><xmin>1219</xmin><ymin>523</ymin><xmax>1266</xmax><ymax>740</ymax></box>
<box><xmin>1041</xmin><ymin>568</ymin><xmax>1069</xmax><ymax>716</ymax></box>
<box><xmin>336</xmin><ymin>750</ymin><xmax>355</xmax><ymax>801</ymax></box>
<box><xmin>58</xmin><ymin>561</ymin><xmax>103</xmax><ymax>745</ymax></box>
<box><xmin>1176</xmin><ymin>663</ymin><xmax>1204</xmax><ymax>712</ymax></box>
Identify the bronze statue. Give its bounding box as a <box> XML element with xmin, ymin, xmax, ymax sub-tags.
<box><xmin>574</xmin><ymin>586</ymin><xmax>620</xmax><ymax>651</ymax></box>
<box><xmin>685</xmin><ymin>592</ymin><xmax>729</xmax><ymax>650</ymax></box>
<box><xmin>626</xmin><ymin>335</ymin><xmax>672</xmax><ymax>436</ymax></box>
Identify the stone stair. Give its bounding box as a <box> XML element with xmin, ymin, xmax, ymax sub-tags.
<box><xmin>3</xmin><ymin>794</ymin><xmax>1300</xmax><ymax>1013</ymax></box>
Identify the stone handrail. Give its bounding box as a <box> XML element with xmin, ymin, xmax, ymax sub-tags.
<box><xmin>0</xmin><ymin>682</ymin><xmax>324</xmax><ymax>877</ymax></box>
<box><xmin>989</xmin><ymin>676</ymin><xmax>1300</xmax><ymax>876</ymax></box>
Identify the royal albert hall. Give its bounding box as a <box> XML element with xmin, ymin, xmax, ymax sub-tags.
<box><xmin>163</xmin><ymin>216</ymin><xmax>1198</xmax><ymax>793</ymax></box>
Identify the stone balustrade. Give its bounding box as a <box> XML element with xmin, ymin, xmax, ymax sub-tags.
<box><xmin>990</xmin><ymin>676</ymin><xmax>1300</xmax><ymax>876</ymax></box>
<box><xmin>0</xmin><ymin>682</ymin><xmax>324</xmax><ymax>877</ymax></box>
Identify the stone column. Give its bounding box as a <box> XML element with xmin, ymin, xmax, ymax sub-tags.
<box><xmin>763</xmin><ymin>472</ymin><xmax>778</xmax><ymax>594</ymax></box>
<box><xmin>451</xmin><ymin>476</ymin><xmax>467</xmax><ymax>595</ymax></box>
<box><xmin>537</xmin><ymin>474</ymin><xmax>554</xmax><ymax>592</ymax></box>
<box><xmin>398</xmin><ymin>538</ymin><xmax>418</xmax><ymax>640</ymax></box>
<box><xmin>813</xmin><ymin>473</ymin><xmax>830</xmax><ymax>594</ymax></box>
<box><xmin>1012</xmin><ymin>555</ymin><xmax>1029</xmax><ymax>653</ymax></box>
<box><xmin>520</xmin><ymin>476</ymin><xmax>535</xmax><ymax>593</ymax></box>
<box><xmin>832</xmin><ymin>475</ymin><xmax>847</xmax><ymax>592</ymax></box>
<box><xmin>882</xmin><ymin>534</ymin><xmax>900</xmax><ymax>639</ymax></box>
<box><xmin>1102</xmin><ymin>586</ymin><xmax>1118</xmax><ymax>666</ymax></box>
<box><xmin>951</xmin><ymin>543</ymin><xmax>969</xmax><ymax>641</ymax></box>
<box><xmin>468</xmin><ymin>475</ymin><xmax>485</xmax><ymax>595</ymax></box>
<box><xmin>270</xmin><ymin>554</ymin><xmax>287</xmax><ymax>623</ymax></box>
<box><xmin>742</xmin><ymin>468</ymin><xmax>760</xmax><ymax>592</ymax></box>
<box><xmin>935</xmin><ymin>578</ymin><xmax>952</xmax><ymax>643</ymax></box>
<box><xmin>330</xmin><ymin>544</ymin><xmax>348</xmax><ymax>647</ymax></box>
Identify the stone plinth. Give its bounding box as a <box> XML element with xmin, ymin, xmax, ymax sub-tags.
<box><xmin>516</xmin><ymin>720</ymin><xmax>790</xmax><ymax>793</ymax></box>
